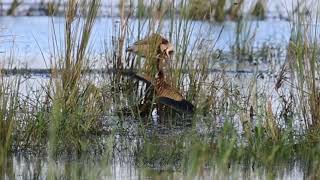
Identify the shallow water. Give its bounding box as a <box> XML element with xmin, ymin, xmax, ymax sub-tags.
<box><xmin>6</xmin><ymin>149</ymin><xmax>306</xmax><ymax>180</ymax></box>
<box><xmin>2</xmin><ymin>121</ymin><xmax>309</xmax><ymax>179</ymax></box>
<box><xmin>1</xmin><ymin>63</ymin><xmax>308</xmax><ymax>179</ymax></box>
<box><xmin>0</xmin><ymin>16</ymin><xmax>290</xmax><ymax>68</ymax></box>
<box><xmin>1</xmin><ymin>109</ymin><xmax>307</xmax><ymax>179</ymax></box>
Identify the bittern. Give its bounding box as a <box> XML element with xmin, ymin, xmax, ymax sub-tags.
<box><xmin>124</xmin><ymin>70</ymin><xmax>194</xmax><ymax>114</ymax></box>
<box><xmin>126</xmin><ymin>33</ymin><xmax>174</xmax><ymax>61</ymax></box>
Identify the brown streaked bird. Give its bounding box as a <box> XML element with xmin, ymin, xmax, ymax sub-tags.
<box><xmin>126</xmin><ymin>33</ymin><xmax>174</xmax><ymax>62</ymax></box>
<box><xmin>123</xmin><ymin>70</ymin><xmax>194</xmax><ymax>114</ymax></box>
<box><xmin>154</xmin><ymin>70</ymin><xmax>194</xmax><ymax>114</ymax></box>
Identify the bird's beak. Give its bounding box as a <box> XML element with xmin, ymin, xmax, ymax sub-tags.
<box><xmin>170</xmin><ymin>52</ymin><xmax>174</xmax><ymax>61</ymax></box>
<box><xmin>166</xmin><ymin>50</ymin><xmax>172</xmax><ymax>61</ymax></box>
<box><xmin>166</xmin><ymin>43</ymin><xmax>174</xmax><ymax>61</ymax></box>
<box><xmin>167</xmin><ymin>50</ymin><xmax>175</xmax><ymax>63</ymax></box>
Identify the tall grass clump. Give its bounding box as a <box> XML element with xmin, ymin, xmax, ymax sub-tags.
<box><xmin>214</xmin><ymin>0</ymin><xmax>226</xmax><ymax>22</ymax></box>
<box><xmin>0</xmin><ymin>72</ymin><xmax>21</xmax><ymax>176</ymax></box>
<box><xmin>136</xmin><ymin>0</ymin><xmax>151</xmax><ymax>18</ymax></box>
<box><xmin>232</xmin><ymin>19</ymin><xmax>257</xmax><ymax>63</ymax></box>
<box><xmin>183</xmin><ymin>0</ymin><xmax>214</xmax><ymax>20</ymax></box>
<box><xmin>45</xmin><ymin>0</ymin><xmax>63</xmax><ymax>16</ymax></box>
<box><xmin>286</xmin><ymin>4</ymin><xmax>320</xmax><ymax>133</ymax></box>
<box><xmin>228</xmin><ymin>0</ymin><xmax>244</xmax><ymax>21</ymax></box>
<box><xmin>6</xmin><ymin>0</ymin><xmax>21</xmax><ymax>15</ymax></box>
<box><xmin>49</xmin><ymin>0</ymin><xmax>103</xmax><ymax>155</ymax></box>
<box><xmin>251</xmin><ymin>0</ymin><xmax>266</xmax><ymax>20</ymax></box>
<box><xmin>180</xmin><ymin>0</ymin><xmax>248</xmax><ymax>22</ymax></box>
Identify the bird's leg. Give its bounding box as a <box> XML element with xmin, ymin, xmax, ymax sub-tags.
<box><xmin>138</xmin><ymin>84</ymin><xmax>154</xmax><ymax>118</ymax></box>
<box><xmin>157</xmin><ymin>103</ymin><xmax>166</xmax><ymax>124</ymax></box>
<box><xmin>129</xmin><ymin>54</ymin><xmax>136</xmax><ymax>70</ymax></box>
<box><xmin>133</xmin><ymin>80</ymin><xmax>140</xmax><ymax>100</ymax></box>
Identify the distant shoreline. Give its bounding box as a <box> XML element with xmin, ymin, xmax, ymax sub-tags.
<box><xmin>0</xmin><ymin>2</ymin><xmax>290</xmax><ymax>21</ymax></box>
<box><xmin>0</xmin><ymin>68</ymin><xmax>269</xmax><ymax>76</ymax></box>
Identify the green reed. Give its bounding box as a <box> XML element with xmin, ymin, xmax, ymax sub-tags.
<box><xmin>6</xmin><ymin>0</ymin><xmax>21</xmax><ymax>15</ymax></box>
<box><xmin>48</xmin><ymin>0</ymin><xmax>104</xmax><ymax>155</ymax></box>
<box><xmin>251</xmin><ymin>0</ymin><xmax>266</xmax><ymax>20</ymax></box>
<box><xmin>0</xmin><ymin>74</ymin><xmax>20</xmax><ymax>176</ymax></box>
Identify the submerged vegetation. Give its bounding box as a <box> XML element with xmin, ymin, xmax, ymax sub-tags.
<box><xmin>1</xmin><ymin>0</ymin><xmax>320</xmax><ymax>179</ymax></box>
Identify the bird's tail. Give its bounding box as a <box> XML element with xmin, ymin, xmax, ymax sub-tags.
<box><xmin>158</xmin><ymin>97</ymin><xmax>194</xmax><ymax>114</ymax></box>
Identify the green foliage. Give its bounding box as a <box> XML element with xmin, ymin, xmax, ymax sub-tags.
<box><xmin>0</xmin><ymin>76</ymin><xmax>20</xmax><ymax>176</ymax></box>
<box><xmin>286</xmin><ymin>5</ymin><xmax>320</xmax><ymax>130</ymax></box>
<box><xmin>214</xmin><ymin>0</ymin><xmax>226</xmax><ymax>22</ymax></box>
<box><xmin>183</xmin><ymin>0</ymin><xmax>214</xmax><ymax>20</ymax></box>
<box><xmin>251</xmin><ymin>0</ymin><xmax>266</xmax><ymax>20</ymax></box>
<box><xmin>48</xmin><ymin>0</ymin><xmax>104</xmax><ymax>155</ymax></box>
<box><xmin>6</xmin><ymin>0</ymin><xmax>22</xmax><ymax>15</ymax></box>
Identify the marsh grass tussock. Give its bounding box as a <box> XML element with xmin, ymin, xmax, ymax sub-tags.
<box><xmin>6</xmin><ymin>0</ymin><xmax>22</xmax><ymax>16</ymax></box>
<box><xmin>251</xmin><ymin>0</ymin><xmax>266</xmax><ymax>20</ymax></box>
<box><xmin>0</xmin><ymin>73</ymin><xmax>20</xmax><ymax>176</ymax></box>
<box><xmin>48</xmin><ymin>0</ymin><xmax>105</xmax><ymax>155</ymax></box>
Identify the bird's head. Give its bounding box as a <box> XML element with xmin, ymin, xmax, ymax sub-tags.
<box><xmin>160</xmin><ymin>43</ymin><xmax>174</xmax><ymax>61</ymax></box>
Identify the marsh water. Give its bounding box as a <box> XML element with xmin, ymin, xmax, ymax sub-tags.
<box><xmin>0</xmin><ymin>15</ymin><xmax>317</xmax><ymax>179</ymax></box>
<box><xmin>0</xmin><ymin>16</ymin><xmax>290</xmax><ymax>68</ymax></box>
